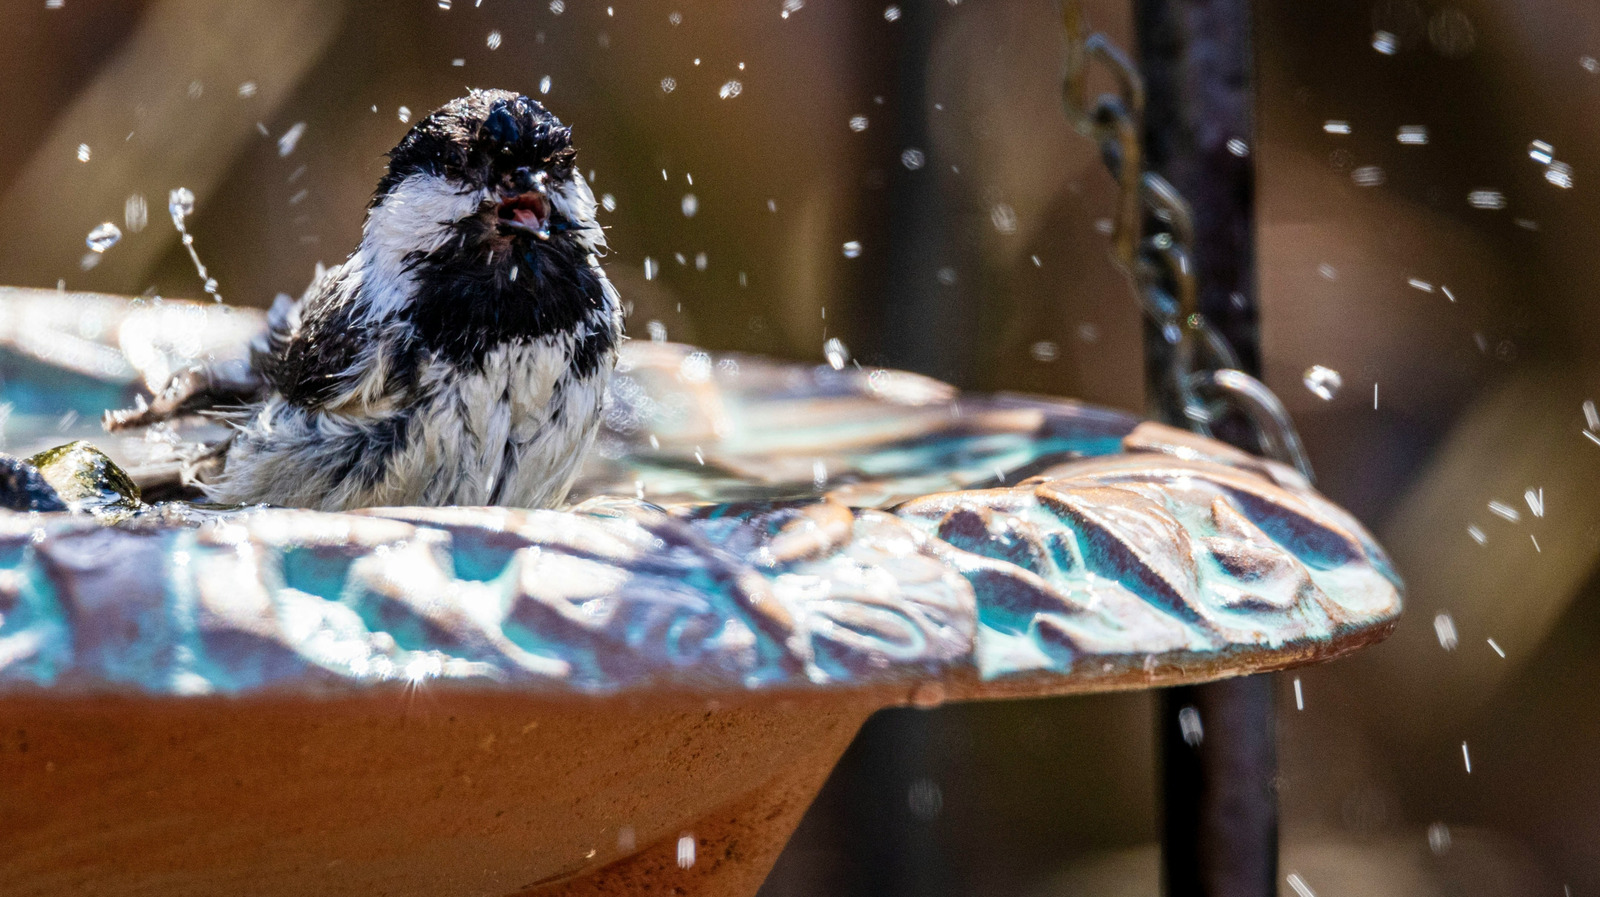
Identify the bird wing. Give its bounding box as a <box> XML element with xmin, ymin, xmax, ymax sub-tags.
<box><xmin>255</xmin><ymin>262</ymin><xmax>381</xmax><ymax>411</ymax></box>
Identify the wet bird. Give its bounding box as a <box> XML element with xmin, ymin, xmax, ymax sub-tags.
<box><xmin>106</xmin><ymin>89</ymin><xmax>622</xmax><ymax>511</ymax></box>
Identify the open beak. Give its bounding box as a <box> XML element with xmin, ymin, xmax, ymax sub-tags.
<box><xmin>496</xmin><ymin>191</ymin><xmax>550</xmax><ymax>238</ymax></box>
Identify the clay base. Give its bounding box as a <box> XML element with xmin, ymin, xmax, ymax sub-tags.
<box><xmin>0</xmin><ymin>689</ymin><xmax>874</xmax><ymax>897</ymax></box>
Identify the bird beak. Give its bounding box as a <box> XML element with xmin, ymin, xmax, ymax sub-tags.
<box><xmin>496</xmin><ymin>190</ymin><xmax>550</xmax><ymax>238</ymax></box>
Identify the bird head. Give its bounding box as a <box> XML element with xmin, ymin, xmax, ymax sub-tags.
<box><xmin>365</xmin><ymin>89</ymin><xmax>603</xmax><ymax>263</ymax></box>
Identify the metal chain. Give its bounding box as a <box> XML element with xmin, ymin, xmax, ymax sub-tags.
<box><xmin>1061</xmin><ymin>2</ymin><xmax>1314</xmax><ymax>482</ymax></box>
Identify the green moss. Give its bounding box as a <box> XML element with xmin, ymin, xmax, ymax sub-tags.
<box><xmin>26</xmin><ymin>441</ymin><xmax>143</xmax><ymax>520</ymax></box>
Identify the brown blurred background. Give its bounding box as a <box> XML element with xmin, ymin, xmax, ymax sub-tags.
<box><xmin>3</xmin><ymin>0</ymin><xmax>1598</xmax><ymax>893</ymax></box>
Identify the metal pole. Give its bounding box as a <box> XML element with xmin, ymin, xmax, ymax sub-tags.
<box><xmin>1134</xmin><ymin>1</ymin><xmax>1279</xmax><ymax>895</ymax></box>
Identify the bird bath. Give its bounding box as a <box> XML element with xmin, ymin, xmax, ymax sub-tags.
<box><xmin>0</xmin><ymin>288</ymin><xmax>1401</xmax><ymax>896</ymax></box>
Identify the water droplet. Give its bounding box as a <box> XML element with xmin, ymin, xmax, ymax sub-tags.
<box><xmin>438</xmin><ymin>0</ymin><xmax>451</xmax><ymax>7</ymax></box>
<box><xmin>1467</xmin><ymin>189</ymin><xmax>1506</xmax><ymax>209</ymax></box>
<box><xmin>487</xmin><ymin>29</ymin><xmax>502</xmax><ymax>49</ymax></box>
<box><xmin>675</xmin><ymin>835</ymin><xmax>695</xmax><ymax>869</ymax></box>
<box><xmin>1545</xmin><ymin>161</ymin><xmax>1574</xmax><ymax>189</ymax></box>
<box><xmin>238</xmin><ymin>81</ymin><xmax>257</xmax><ymax>98</ymax></box>
<box><xmin>1433</xmin><ymin>612</ymin><xmax>1458</xmax><ymax>650</ymax></box>
<box><xmin>1178</xmin><ymin>706</ymin><xmax>1204</xmax><ymax>746</ymax></box>
<box><xmin>823</xmin><ymin>337</ymin><xmax>849</xmax><ymax>370</ymax></box>
<box><xmin>1351</xmin><ymin>165</ymin><xmax>1385</xmax><ymax>187</ymax></box>
<box><xmin>694</xmin><ymin>252</ymin><xmax>707</xmax><ymax>271</ymax></box>
<box><xmin>1427</xmin><ymin>822</ymin><xmax>1452</xmax><ymax>855</ymax></box>
<box><xmin>679</xmin><ymin>351</ymin><xmax>712</xmax><ymax>382</ymax></box>
<box><xmin>990</xmin><ymin>203</ymin><xmax>1017</xmax><ymax>234</ymax></box>
<box><xmin>668</xmin><ymin>10</ymin><xmax>682</xmax><ymax>25</ymax></box>
<box><xmin>86</xmin><ymin>222</ymin><xmax>122</xmax><ymax>253</ymax></box>
<box><xmin>907</xmin><ymin>778</ymin><xmax>943</xmax><ymax>820</ymax></box>
<box><xmin>681</xmin><ymin>193</ymin><xmax>698</xmax><ymax>217</ymax></box>
<box><xmin>1226</xmin><ymin>137</ymin><xmax>1249</xmax><ymax>157</ymax></box>
<box><xmin>124</xmin><ymin>194</ymin><xmax>147</xmax><ymax>233</ymax></box>
<box><xmin>397</xmin><ymin>106</ymin><xmax>411</xmax><ymax>124</ymax></box>
<box><xmin>539</xmin><ymin>75</ymin><xmax>552</xmax><ymax>95</ymax></box>
<box><xmin>848</xmin><ymin>114</ymin><xmax>868</xmax><ymax>132</ymax></box>
<box><xmin>884</xmin><ymin>4</ymin><xmax>901</xmax><ymax>21</ymax></box>
<box><xmin>1372</xmin><ymin>30</ymin><xmax>1398</xmax><ymax>54</ymax></box>
<box><xmin>1529</xmin><ymin>140</ymin><xmax>1554</xmax><ymax>164</ymax></box>
<box><xmin>900</xmin><ymin>147</ymin><xmax>925</xmax><ymax>170</ymax></box>
<box><xmin>1396</xmin><ymin>125</ymin><xmax>1428</xmax><ymax>145</ymax></box>
<box><xmin>1318</xmin><ymin>263</ymin><xmax>1337</xmax><ymax>279</ymax></box>
<box><xmin>841</xmin><ymin>240</ymin><xmax>862</xmax><ymax>259</ymax></box>
<box><xmin>660</xmin><ymin>77</ymin><xmax>676</xmax><ymax>93</ymax></box>
<box><xmin>1030</xmin><ymin>340</ymin><xmax>1059</xmax><ymax>362</ymax></box>
<box><xmin>647</xmin><ymin>320</ymin><xmax>667</xmax><ymax>342</ymax></box>
<box><xmin>168</xmin><ymin>188</ymin><xmax>195</xmax><ymax>225</ymax></box>
<box><xmin>936</xmin><ymin>266</ymin><xmax>957</xmax><ymax>285</ymax></box>
<box><xmin>76</xmin><ymin>144</ymin><xmax>90</xmax><ymax>163</ymax></box>
<box><xmin>780</xmin><ymin>0</ymin><xmax>803</xmax><ymax>19</ymax></box>
<box><xmin>550</xmin><ymin>0</ymin><xmax>564</xmax><ymax>12</ymax></box>
<box><xmin>643</xmin><ymin>257</ymin><xmax>658</xmax><ymax>281</ymax></box>
<box><xmin>1584</xmin><ymin>56</ymin><xmax>1600</xmax><ymax>74</ymax></box>
<box><xmin>1323</xmin><ymin>120</ymin><xmax>1351</xmax><ymax>135</ymax></box>
<box><xmin>718</xmin><ymin>80</ymin><xmax>742</xmax><ymax>99</ymax></box>
<box><xmin>277</xmin><ymin>122</ymin><xmax>306</xmax><ymax>157</ymax></box>
<box><xmin>1302</xmin><ymin>364</ymin><xmax>1343</xmax><ymax>400</ymax></box>
<box><xmin>601</xmin><ymin>193</ymin><xmax>616</xmax><ymax>212</ymax></box>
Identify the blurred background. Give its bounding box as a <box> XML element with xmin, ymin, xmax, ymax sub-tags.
<box><xmin>2</xmin><ymin>0</ymin><xmax>1597</xmax><ymax>893</ymax></box>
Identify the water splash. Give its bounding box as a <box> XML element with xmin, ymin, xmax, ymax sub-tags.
<box><xmin>823</xmin><ymin>337</ymin><xmax>849</xmax><ymax>370</ymax></box>
<box><xmin>168</xmin><ymin>188</ymin><xmax>223</xmax><ymax>303</ymax></box>
<box><xmin>86</xmin><ymin>222</ymin><xmax>122</xmax><ymax>253</ymax></box>
<box><xmin>1302</xmin><ymin>365</ymin><xmax>1342</xmax><ymax>400</ymax></box>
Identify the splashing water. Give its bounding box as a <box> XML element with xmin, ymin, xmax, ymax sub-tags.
<box><xmin>1302</xmin><ymin>365</ymin><xmax>1342</xmax><ymax>400</ymax></box>
<box><xmin>823</xmin><ymin>337</ymin><xmax>850</xmax><ymax>370</ymax></box>
<box><xmin>124</xmin><ymin>194</ymin><xmax>147</xmax><ymax>233</ymax></box>
<box><xmin>277</xmin><ymin>122</ymin><xmax>306</xmax><ymax>157</ymax></box>
<box><xmin>1433</xmin><ymin>612</ymin><xmax>1458</xmax><ymax>651</ymax></box>
<box><xmin>86</xmin><ymin>222</ymin><xmax>122</xmax><ymax>253</ymax></box>
<box><xmin>168</xmin><ymin>188</ymin><xmax>223</xmax><ymax>303</ymax></box>
<box><xmin>1468</xmin><ymin>189</ymin><xmax>1507</xmax><ymax>210</ymax></box>
<box><xmin>991</xmin><ymin>204</ymin><xmax>1018</xmax><ymax>234</ymax></box>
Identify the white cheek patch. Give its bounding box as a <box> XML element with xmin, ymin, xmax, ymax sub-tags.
<box><xmin>549</xmin><ymin>172</ymin><xmax>605</xmax><ymax>253</ymax></box>
<box><xmin>357</xmin><ymin>173</ymin><xmax>487</xmax><ymax>320</ymax></box>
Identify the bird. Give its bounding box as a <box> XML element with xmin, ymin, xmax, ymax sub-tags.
<box><xmin>105</xmin><ymin>89</ymin><xmax>623</xmax><ymax>512</ymax></box>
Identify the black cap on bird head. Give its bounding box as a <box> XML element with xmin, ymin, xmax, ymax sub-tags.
<box><xmin>372</xmin><ymin>89</ymin><xmax>576</xmax><ymax>213</ymax></box>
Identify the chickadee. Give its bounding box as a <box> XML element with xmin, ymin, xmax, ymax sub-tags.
<box><xmin>107</xmin><ymin>89</ymin><xmax>622</xmax><ymax>512</ymax></box>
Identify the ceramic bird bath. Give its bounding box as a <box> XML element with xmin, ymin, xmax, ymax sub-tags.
<box><xmin>0</xmin><ymin>288</ymin><xmax>1401</xmax><ymax>897</ymax></box>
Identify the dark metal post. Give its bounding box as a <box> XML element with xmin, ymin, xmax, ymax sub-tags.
<box><xmin>1134</xmin><ymin>1</ymin><xmax>1279</xmax><ymax>895</ymax></box>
